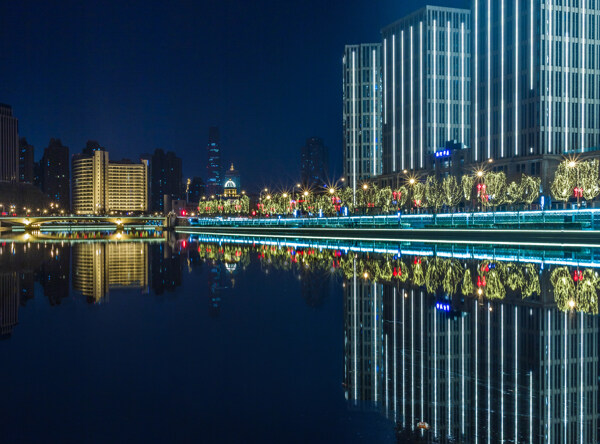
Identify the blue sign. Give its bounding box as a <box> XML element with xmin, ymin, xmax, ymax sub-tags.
<box><xmin>435</xmin><ymin>302</ymin><xmax>451</xmax><ymax>312</ymax></box>
<box><xmin>435</xmin><ymin>149</ymin><xmax>451</xmax><ymax>158</ymax></box>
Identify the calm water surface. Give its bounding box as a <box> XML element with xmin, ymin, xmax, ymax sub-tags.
<box><xmin>0</xmin><ymin>233</ymin><xmax>598</xmax><ymax>443</ymax></box>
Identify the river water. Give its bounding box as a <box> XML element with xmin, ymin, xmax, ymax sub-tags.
<box><xmin>0</xmin><ymin>233</ymin><xmax>598</xmax><ymax>443</ymax></box>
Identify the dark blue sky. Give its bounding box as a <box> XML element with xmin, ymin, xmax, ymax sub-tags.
<box><xmin>1</xmin><ymin>0</ymin><xmax>461</xmax><ymax>189</ymax></box>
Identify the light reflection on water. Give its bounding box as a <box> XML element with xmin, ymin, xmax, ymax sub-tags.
<box><xmin>0</xmin><ymin>233</ymin><xmax>598</xmax><ymax>443</ymax></box>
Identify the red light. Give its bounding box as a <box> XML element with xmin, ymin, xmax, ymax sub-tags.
<box><xmin>181</xmin><ymin>210</ymin><xmax>187</xmax><ymax>216</ymax></box>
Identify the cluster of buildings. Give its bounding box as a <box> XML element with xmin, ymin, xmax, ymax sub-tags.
<box><xmin>0</xmin><ymin>108</ymin><xmax>241</xmax><ymax>214</ymax></box>
<box><xmin>343</xmin><ymin>2</ymin><xmax>600</xmax><ymax>195</ymax></box>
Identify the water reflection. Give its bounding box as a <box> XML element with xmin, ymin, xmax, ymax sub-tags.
<box><xmin>188</xmin><ymin>237</ymin><xmax>600</xmax><ymax>443</ymax></box>
<box><xmin>1</xmin><ymin>234</ymin><xmax>599</xmax><ymax>443</ymax></box>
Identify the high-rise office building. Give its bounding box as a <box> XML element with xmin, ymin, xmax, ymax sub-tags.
<box><xmin>0</xmin><ymin>103</ymin><xmax>19</xmax><ymax>183</ymax></box>
<box><xmin>300</xmin><ymin>137</ymin><xmax>329</xmax><ymax>188</ymax></box>
<box><xmin>18</xmin><ymin>138</ymin><xmax>34</xmax><ymax>183</ymax></box>
<box><xmin>42</xmin><ymin>138</ymin><xmax>70</xmax><ymax>209</ymax></box>
<box><xmin>343</xmin><ymin>44</ymin><xmax>383</xmax><ymax>191</ymax></box>
<box><xmin>381</xmin><ymin>7</ymin><xmax>472</xmax><ymax>176</ymax></box>
<box><xmin>472</xmin><ymin>1</ymin><xmax>600</xmax><ymax>187</ymax></box>
<box><xmin>207</xmin><ymin>127</ymin><xmax>222</xmax><ymax>197</ymax></box>
<box><xmin>72</xmin><ymin>149</ymin><xmax>149</xmax><ymax>214</ymax></box>
<box><xmin>150</xmin><ymin>148</ymin><xmax>182</xmax><ymax>212</ymax></box>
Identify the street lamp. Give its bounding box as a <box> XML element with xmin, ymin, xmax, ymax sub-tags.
<box><xmin>568</xmin><ymin>161</ymin><xmax>581</xmax><ymax>208</ymax></box>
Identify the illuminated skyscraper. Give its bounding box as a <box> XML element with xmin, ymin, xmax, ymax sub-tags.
<box><xmin>72</xmin><ymin>149</ymin><xmax>149</xmax><ymax>214</ymax></box>
<box><xmin>207</xmin><ymin>127</ymin><xmax>222</xmax><ymax>197</ymax></box>
<box><xmin>343</xmin><ymin>43</ymin><xmax>383</xmax><ymax>190</ymax></box>
<box><xmin>0</xmin><ymin>104</ymin><xmax>19</xmax><ymax>183</ymax></box>
<box><xmin>382</xmin><ymin>7</ymin><xmax>472</xmax><ymax>175</ymax></box>
<box><xmin>472</xmin><ymin>0</ymin><xmax>600</xmax><ymax>166</ymax></box>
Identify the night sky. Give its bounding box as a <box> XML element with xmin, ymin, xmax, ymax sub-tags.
<box><xmin>1</xmin><ymin>0</ymin><xmax>462</xmax><ymax>189</ymax></box>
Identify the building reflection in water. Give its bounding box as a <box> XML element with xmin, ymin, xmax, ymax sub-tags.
<box><xmin>0</xmin><ymin>272</ymin><xmax>19</xmax><ymax>339</ymax></box>
<box><xmin>344</xmin><ymin>257</ymin><xmax>599</xmax><ymax>443</ymax></box>
<box><xmin>72</xmin><ymin>243</ymin><xmax>149</xmax><ymax>303</ymax></box>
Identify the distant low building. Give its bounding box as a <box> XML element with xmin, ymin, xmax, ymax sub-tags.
<box><xmin>72</xmin><ymin>149</ymin><xmax>149</xmax><ymax>215</ymax></box>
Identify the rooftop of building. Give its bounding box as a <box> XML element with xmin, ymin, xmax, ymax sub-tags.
<box><xmin>382</xmin><ymin>5</ymin><xmax>471</xmax><ymax>33</ymax></box>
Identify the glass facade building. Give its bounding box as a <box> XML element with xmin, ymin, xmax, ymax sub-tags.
<box><xmin>381</xmin><ymin>7</ymin><xmax>472</xmax><ymax>175</ymax></box>
<box><xmin>472</xmin><ymin>0</ymin><xmax>600</xmax><ymax>164</ymax></box>
<box><xmin>343</xmin><ymin>43</ymin><xmax>383</xmax><ymax>192</ymax></box>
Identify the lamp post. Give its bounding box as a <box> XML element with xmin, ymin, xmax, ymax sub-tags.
<box><xmin>568</xmin><ymin>160</ymin><xmax>581</xmax><ymax>209</ymax></box>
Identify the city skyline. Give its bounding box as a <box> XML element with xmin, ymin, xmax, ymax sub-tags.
<box><xmin>0</xmin><ymin>0</ymin><xmax>463</xmax><ymax>187</ymax></box>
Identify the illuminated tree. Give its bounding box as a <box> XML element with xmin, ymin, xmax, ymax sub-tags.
<box><xmin>412</xmin><ymin>259</ymin><xmax>425</xmax><ymax>286</ymax></box>
<box><xmin>577</xmin><ymin>269</ymin><xmax>598</xmax><ymax>314</ymax></box>
<box><xmin>442</xmin><ymin>260</ymin><xmax>463</xmax><ymax>295</ymax></box>
<box><xmin>461</xmin><ymin>175</ymin><xmax>475</xmax><ymax>204</ymax></box>
<box><xmin>580</xmin><ymin>159</ymin><xmax>600</xmax><ymax>201</ymax></box>
<box><xmin>412</xmin><ymin>182</ymin><xmax>426</xmax><ymax>208</ymax></box>
<box><xmin>376</xmin><ymin>187</ymin><xmax>394</xmax><ymax>213</ymax></box>
<box><xmin>461</xmin><ymin>269</ymin><xmax>474</xmax><ymax>296</ymax></box>
<box><xmin>442</xmin><ymin>176</ymin><xmax>461</xmax><ymax>208</ymax></box>
<box><xmin>550</xmin><ymin>161</ymin><xmax>574</xmax><ymax>203</ymax></box>
<box><xmin>425</xmin><ymin>258</ymin><xmax>443</xmax><ymax>293</ymax></box>
<box><xmin>425</xmin><ymin>177</ymin><xmax>443</xmax><ymax>212</ymax></box>
<box><xmin>483</xmin><ymin>172</ymin><xmax>507</xmax><ymax>208</ymax></box>
<box><xmin>522</xmin><ymin>263</ymin><xmax>540</xmax><ymax>298</ymax></box>
<box><xmin>520</xmin><ymin>175</ymin><xmax>541</xmax><ymax>206</ymax></box>
<box><xmin>505</xmin><ymin>181</ymin><xmax>523</xmax><ymax>206</ymax></box>
<box><xmin>551</xmin><ymin>267</ymin><xmax>576</xmax><ymax>311</ymax></box>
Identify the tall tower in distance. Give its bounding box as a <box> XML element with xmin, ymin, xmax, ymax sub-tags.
<box><xmin>206</xmin><ymin>127</ymin><xmax>222</xmax><ymax>197</ymax></box>
<box><xmin>301</xmin><ymin>137</ymin><xmax>328</xmax><ymax>188</ymax></box>
<box><xmin>0</xmin><ymin>103</ymin><xmax>19</xmax><ymax>183</ymax></box>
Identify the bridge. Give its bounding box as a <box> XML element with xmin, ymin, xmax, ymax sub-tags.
<box><xmin>0</xmin><ymin>215</ymin><xmax>167</xmax><ymax>232</ymax></box>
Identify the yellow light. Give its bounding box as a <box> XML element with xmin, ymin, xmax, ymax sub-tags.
<box><xmin>282</xmin><ymin>193</ymin><xmax>288</xmax><ymax>198</ymax></box>
<box><xmin>568</xmin><ymin>300</ymin><xmax>576</xmax><ymax>309</ymax></box>
<box><xmin>303</xmin><ymin>191</ymin><xmax>309</xmax><ymax>197</ymax></box>
<box><xmin>362</xmin><ymin>184</ymin><xmax>368</xmax><ymax>190</ymax></box>
<box><xmin>477</xmin><ymin>288</ymin><xmax>483</xmax><ymax>296</ymax></box>
<box><xmin>266</xmin><ymin>195</ymin><xmax>271</xmax><ymax>200</ymax></box>
<box><xmin>116</xmin><ymin>233</ymin><xmax>122</xmax><ymax>239</ymax></box>
<box><xmin>363</xmin><ymin>272</ymin><xmax>369</xmax><ymax>279</ymax></box>
<box><xmin>264</xmin><ymin>188</ymin><xmax>268</xmax><ymax>192</ymax></box>
<box><xmin>477</xmin><ymin>170</ymin><xmax>484</xmax><ymax>178</ymax></box>
<box><xmin>329</xmin><ymin>188</ymin><xmax>335</xmax><ymax>194</ymax></box>
<box><xmin>409</xmin><ymin>178</ymin><xmax>416</xmax><ymax>185</ymax></box>
<box><xmin>568</xmin><ymin>161</ymin><xmax>576</xmax><ymax>168</ymax></box>
<box><xmin>296</xmin><ymin>183</ymin><xmax>301</xmax><ymax>188</ymax></box>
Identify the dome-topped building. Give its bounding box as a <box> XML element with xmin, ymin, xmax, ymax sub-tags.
<box><xmin>223</xmin><ymin>163</ymin><xmax>240</xmax><ymax>198</ymax></box>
